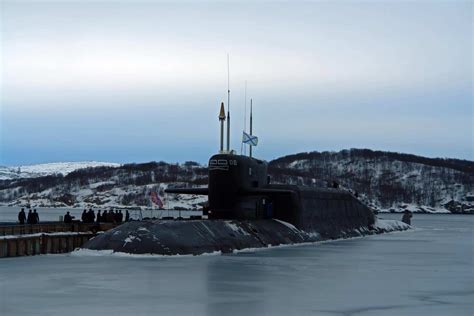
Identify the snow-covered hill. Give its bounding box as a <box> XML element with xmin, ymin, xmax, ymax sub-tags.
<box><xmin>0</xmin><ymin>150</ymin><xmax>472</xmax><ymax>213</ymax></box>
<box><xmin>269</xmin><ymin>149</ymin><xmax>474</xmax><ymax>214</ymax></box>
<box><xmin>0</xmin><ymin>162</ymin><xmax>122</xmax><ymax>180</ymax></box>
<box><xmin>0</xmin><ymin>161</ymin><xmax>207</xmax><ymax>210</ymax></box>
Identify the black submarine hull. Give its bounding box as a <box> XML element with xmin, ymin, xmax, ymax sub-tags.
<box><xmin>82</xmin><ymin>218</ymin><xmax>410</xmax><ymax>256</ymax></box>
<box><xmin>83</xmin><ymin>180</ymin><xmax>410</xmax><ymax>255</ymax></box>
<box><xmin>80</xmin><ymin>101</ymin><xmax>414</xmax><ymax>256</ymax></box>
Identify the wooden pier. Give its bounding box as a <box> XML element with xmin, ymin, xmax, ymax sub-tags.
<box><xmin>0</xmin><ymin>222</ymin><xmax>120</xmax><ymax>258</ymax></box>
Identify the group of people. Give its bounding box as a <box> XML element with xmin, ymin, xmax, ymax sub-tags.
<box><xmin>76</xmin><ymin>209</ymin><xmax>130</xmax><ymax>224</ymax></box>
<box><xmin>17</xmin><ymin>207</ymin><xmax>131</xmax><ymax>225</ymax></box>
<box><xmin>17</xmin><ymin>208</ymin><xmax>40</xmax><ymax>225</ymax></box>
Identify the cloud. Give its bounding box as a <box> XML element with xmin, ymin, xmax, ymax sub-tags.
<box><xmin>1</xmin><ymin>1</ymin><xmax>472</xmax><ymax>164</ymax></box>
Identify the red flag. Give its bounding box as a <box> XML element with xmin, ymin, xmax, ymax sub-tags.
<box><xmin>150</xmin><ymin>191</ymin><xmax>164</xmax><ymax>208</ymax></box>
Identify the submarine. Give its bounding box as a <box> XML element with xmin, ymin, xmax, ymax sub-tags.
<box><xmin>82</xmin><ymin>101</ymin><xmax>410</xmax><ymax>256</ymax></box>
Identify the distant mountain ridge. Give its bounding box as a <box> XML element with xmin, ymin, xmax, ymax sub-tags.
<box><xmin>271</xmin><ymin>149</ymin><xmax>473</xmax><ymax>174</ymax></box>
<box><xmin>0</xmin><ymin>149</ymin><xmax>472</xmax><ymax>214</ymax></box>
<box><xmin>268</xmin><ymin>149</ymin><xmax>473</xmax><ymax>214</ymax></box>
<box><xmin>0</xmin><ymin>162</ymin><xmax>122</xmax><ymax>180</ymax></box>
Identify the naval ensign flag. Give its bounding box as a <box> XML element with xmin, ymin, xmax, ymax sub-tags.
<box><xmin>242</xmin><ymin>131</ymin><xmax>258</xmax><ymax>146</ymax></box>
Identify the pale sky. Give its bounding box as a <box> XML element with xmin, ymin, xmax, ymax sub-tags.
<box><xmin>0</xmin><ymin>0</ymin><xmax>472</xmax><ymax>165</ymax></box>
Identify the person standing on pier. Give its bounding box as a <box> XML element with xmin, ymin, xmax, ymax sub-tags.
<box><xmin>29</xmin><ymin>209</ymin><xmax>37</xmax><ymax>224</ymax></box>
<box><xmin>64</xmin><ymin>212</ymin><xmax>73</xmax><ymax>223</ymax></box>
<box><xmin>88</xmin><ymin>209</ymin><xmax>95</xmax><ymax>223</ymax></box>
<box><xmin>26</xmin><ymin>210</ymin><xmax>33</xmax><ymax>224</ymax></box>
<box><xmin>18</xmin><ymin>208</ymin><xmax>26</xmax><ymax>225</ymax></box>
<box><xmin>106</xmin><ymin>210</ymin><xmax>115</xmax><ymax>223</ymax></box>
<box><xmin>33</xmin><ymin>209</ymin><xmax>40</xmax><ymax>224</ymax></box>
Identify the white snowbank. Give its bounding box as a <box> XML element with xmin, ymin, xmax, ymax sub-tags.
<box><xmin>0</xmin><ymin>231</ymin><xmax>94</xmax><ymax>240</ymax></box>
<box><xmin>374</xmin><ymin>218</ymin><xmax>411</xmax><ymax>231</ymax></box>
<box><xmin>379</xmin><ymin>203</ymin><xmax>451</xmax><ymax>214</ymax></box>
<box><xmin>71</xmin><ymin>248</ymin><xmax>223</xmax><ymax>258</ymax></box>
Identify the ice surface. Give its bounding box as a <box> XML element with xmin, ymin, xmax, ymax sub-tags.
<box><xmin>0</xmin><ymin>214</ymin><xmax>472</xmax><ymax>316</ymax></box>
<box><xmin>0</xmin><ymin>214</ymin><xmax>474</xmax><ymax>316</ymax></box>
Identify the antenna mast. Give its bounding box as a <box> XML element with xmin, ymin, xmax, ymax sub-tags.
<box><xmin>249</xmin><ymin>98</ymin><xmax>253</xmax><ymax>158</ymax></box>
<box><xmin>241</xmin><ymin>80</ymin><xmax>247</xmax><ymax>155</ymax></box>
<box><xmin>226</xmin><ymin>54</ymin><xmax>231</xmax><ymax>152</ymax></box>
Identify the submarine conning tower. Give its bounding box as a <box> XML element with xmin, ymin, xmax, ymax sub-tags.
<box><xmin>210</xmin><ymin>100</ymin><xmax>269</xmax><ymax>218</ymax></box>
<box><xmin>208</xmin><ymin>153</ymin><xmax>268</xmax><ymax>219</ymax></box>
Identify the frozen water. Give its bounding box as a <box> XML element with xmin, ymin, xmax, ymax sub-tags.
<box><xmin>0</xmin><ymin>214</ymin><xmax>472</xmax><ymax>316</ymax></box>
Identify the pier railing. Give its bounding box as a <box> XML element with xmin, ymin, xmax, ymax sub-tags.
<box><xmin>0</xmin><ymin>233</ymin><xmax>95</xmax><ymax>258</ymax></box>
<box><xmin>0</xmin><ymin>222</ymin><xmax>120</xmax><ymax>258</ymax></box>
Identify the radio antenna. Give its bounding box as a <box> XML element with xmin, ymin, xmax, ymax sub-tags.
<box><xmin>226</xmin><ymin>54</ymin><xmax>231</xmax><ymax>152</ymax></box>
<box><xmin>241</xmin><ymin>80</ymin><xmax>247</xmax><ymax>155</ymax></box>
<box><xmin>249</xmin><ymin>98</ymin><xmax>253</xmax><ymax>158</ymax></box>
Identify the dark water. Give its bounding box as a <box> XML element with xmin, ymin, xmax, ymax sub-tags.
<box><xmin>0</xmin><ymin>214</ymin><xmax>472</xmax><ymax>316</ymax></box>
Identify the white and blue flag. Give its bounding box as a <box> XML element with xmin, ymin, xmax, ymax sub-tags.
<box><xmin>242</xmin><ymin>131</ymin><xmax>258</xmax><ymax>146</ymax></box>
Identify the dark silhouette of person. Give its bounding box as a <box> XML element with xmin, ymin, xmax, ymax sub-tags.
<box><xmin>106</xmin><ymin>210</ymin><xmax>115</xmax><ymax>223</ymax></box>
<box><xmin>118</xmin><ymin>210</ymin><xmax>123</xmax><ymax>223</ymax></box>
<box><xmin>402</xmin><ymin>210</ymin><xmax>412</xmax><ymax>225</ymax></box>
<box><xmin>125</xmin><ymin>210</ymin><xmax>130</xmax><ymax>222</ymax></box>
<box><xmin>26</xmin><ymin>210</ymin><xmax>33</xmax><ymax>224</ymax></box>
<box><xmin>332</xmin><ymin>181</ymin><xmax>339</xmax><ymax>189</ymax></box>
<box><xmin>114</xmin><ymin>210</ymin><xmax>120</xmax><ymax>223</ymax></box>
<box><xmin>33</xmin><ymin>209</ymin><xmax>39</xmax><ymax>224</ymax></box>
<box><xmin>96</xmin><ymin>210</ymin><xmax>102</xmax><ymax>223</ymax></box>
<box><xmin>88</xmin><ymin>209</ymin><xmax>95</xmax><ymax>223</ymax></box>
<box><xmin>18</xmin><ymin>208</ymin><xmax>26</xmax><ymax>224</ymax></box>
<box><xmin>102</xmin><ymin>210</ymin><xmax>108</xmax><ymax>222</ymax></box>
<box><xmin>64</xmin><ymin>212</ymin><xmax>73</xmax><ymax>223</ymax></box>
<box><xmin>81</xmin><ymin>210</ymin><xmax>87</xmax><ymax>222</ymax></box>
